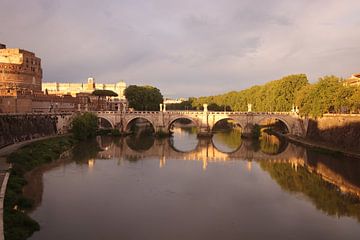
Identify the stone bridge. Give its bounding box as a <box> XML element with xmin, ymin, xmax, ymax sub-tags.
<box><xmin>96</xmin><ymin>108</ymin><xmax>308</xmax><ymax>137</ymax></box>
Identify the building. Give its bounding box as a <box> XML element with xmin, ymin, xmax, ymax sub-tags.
<box><xmin>345</xmin><ymin>73</ymin><xmax>360</xmax><ymax>87</ymax></box>
<box><xmin>0</xmin><ymin>43</ymin><xmax>43</xmax><ymax>96</ymax></box>
<box><xmin>42</xmin><ymin>77</ymin><xmax>127</xmax><ymax>100</ymax></box>
<box><xmin>164</xmin><ymin>97</ymin><xmax>187</xmax><ymax>104</ymax></box>
<box><xmin>0</xmin><ymin>43</ymin><xmax>127</xmax><ymax>113</ymax></box>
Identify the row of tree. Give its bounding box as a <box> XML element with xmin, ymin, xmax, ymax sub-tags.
<box><xmin>185</xmin><ymin>74</ymin><xmax>359</xmax><ymax>117</ymax></box>
<box><xmin>122</xmin><ymin>74</ymin><xmax>360</xmax><ymax>117</ymax></box>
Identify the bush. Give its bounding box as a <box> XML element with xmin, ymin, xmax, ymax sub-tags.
<box><xmin>71</xmin><ymin>112</ymin><xmax>98</xmax><ymax>140</ymax></box>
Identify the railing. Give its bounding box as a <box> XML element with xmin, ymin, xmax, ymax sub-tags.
<box><xmin>94</xmin><ymin>110</ymin><xmax>360</xmax><ymax>117</ymax></box>
<box><xmin>96</xmin><ymin>110</ymin><xmax>296</xmax><ymax>115</ymax></box>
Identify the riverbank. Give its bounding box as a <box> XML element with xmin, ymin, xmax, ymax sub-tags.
<box><xmin>2</xmin><ymin>136</ymin><xmax>77</xmax><ymax>240</ymax></box>
<box><xmin>284</xmin><ymin>134</ymin><xmax>360</xmax><ymax>159</ymax></box>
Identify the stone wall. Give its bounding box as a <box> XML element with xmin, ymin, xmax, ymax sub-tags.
<box><xmin>0</xmin><ymin>114</ymin><xmax>73</xmax><ymax>148</ymax></box>
<box><xmin>306</xmin><ymin>115</ymin><xmax>360</xmax><ymax>151</ymax></box>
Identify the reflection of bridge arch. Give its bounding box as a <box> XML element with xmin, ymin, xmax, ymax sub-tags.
<box><xmin>259</xmin><ymin>135</ymin><xmax>289</xmax><ymax>156</ymax></box>
<box><xmin>125</xmin><ymin>116</ymin><xmax>156</xmax><ymax>132</ymax></box>
<box><xmin>126</xmin><ymin>136</ymin><xmax>155</xmax><ymax>152</ymax></box>
<box><xmin>97</xmin><ymin>137</ymin><xmax>307</xmax><ymax>169</ymax></box>
<box><xmin>98</xmin><ymin>116</ymin><xmax>114</xmax><ymax>129</ymax></box>
<box><xmin>168</xmin><ymin>137</ymin><xmax>200</xmax><ymax>154</ymax></box>
<box><xmin>167</xmin><ymin>116</ymin><xmax>199</xmax><ymax>131</ymax></box>
<box><xmin>211</xmin><ymin>137</ymin><xmax>243</xmax><ymax>154</ymax></box>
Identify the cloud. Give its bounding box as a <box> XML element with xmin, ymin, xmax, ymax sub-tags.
<box><xmin>1</xmin><ymin>0</ymin><xmax>360</xmax><ymax>97</ymax></box>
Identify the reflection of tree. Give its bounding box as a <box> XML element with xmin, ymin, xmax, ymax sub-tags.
<box><xmin>260</xmin><ymin>162</ymin><xmax>360</xmax><ymax>222</ymax></box>
<box><xmin>259</xmin><ymin>132</ymin><xmax>281</xmax><ymax>154</ymax></box>
<box><xmin>72</xmin><ymin>139</ymin><xmax>101</xmax><ymax>164</ymax></box>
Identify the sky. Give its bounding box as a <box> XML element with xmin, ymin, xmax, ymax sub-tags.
<box><xmin>1</xmin><ymin>0</ymin><xmax>360</xmax><ymax>98</ymax></box>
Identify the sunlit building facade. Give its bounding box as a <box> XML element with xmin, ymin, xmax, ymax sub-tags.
<box><xmin>0</xmin><ymin>43</ymin><xmax>43</xmax><ymax>95</ymax></box>
<box><xmin>42</xmin><ymin>77</ymin><xmax>127</xmax><ymax>100</ymax></box>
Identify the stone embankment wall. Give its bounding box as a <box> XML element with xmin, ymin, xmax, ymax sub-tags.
<box><xmin>0</xmin><ymin>114</ymin><xmax>73</xmax><ymax>148</ymax></box>
<box><xmin>306</xmin><ymin>115</ymin><xmax>360</xmax><ymax>152</ymax></box>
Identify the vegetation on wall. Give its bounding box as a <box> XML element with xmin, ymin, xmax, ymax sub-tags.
<box><xmin>124</xmin><ymin>85</ymin><xmax>163</xmax><ymax>111</ymax></box>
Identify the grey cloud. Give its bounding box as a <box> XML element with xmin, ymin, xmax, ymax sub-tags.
<box><xmin>1</xmin><ymin>0</ymin><xmax>360</xmax><ymax>97</ymax></box>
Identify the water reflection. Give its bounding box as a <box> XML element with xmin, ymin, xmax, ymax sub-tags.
<box><xmin>212</xmin><ymin>128</ymin><xmax>242</xmax><ymax>153</ymax></box>
<box><xmin>25</xmin><ymin>129</ymin><xmax>360</xmax><ymax>240</ymax></box>
<box><xmin>170</xmin><ymin>126</ymin><xmax>198</xmax><ymax>152</ymax></box>
<box><xmin>94</xmin><ymin>132</ymin><xmax>360</xmax><ymax>219</ymax></box>
<box><xmin>259</xmin><ymin>131</ymin><xmax>288</xmax><ymax>155</ymax></box>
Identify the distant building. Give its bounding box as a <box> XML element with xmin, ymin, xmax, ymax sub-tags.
<box><xmin>42</xmin><ymin>77</ymin><xmax>126</xmax><ymax>100</ymax></box>
<box><xmin>164</xmin><ymin>97</ymin><xmax>187</xmax><ymax>104</ymax></box>
<box><xmin>0</xmin><ymin>43</ymin><xmax>43</xmax><ymax>96</ymax></box>
<box><xmin>344</xmin><ymin>73</ymin><xmax>360</xmax><ymax>87</ymax></box>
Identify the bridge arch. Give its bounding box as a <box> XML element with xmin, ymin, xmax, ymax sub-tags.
<box><xmin>211</xmin><ymin>117</ymin><xmax>244</xmax><ymax>132</ymax></box>
<box><xmin>167</xmin><ymin>116</ymin><xmax>199</xmax><ymax>132</ymax></box>
<box><xmin>256</xmin><ymin>116</ymin><xmax>291</xmax><ymax>134</ymax></box>
<box><xmin>125</xmin><ymin>116</ymin><xmax>156</xmax><ymax>133</ymax></box>
<box><xmin>98</xmin><ymin>116</ymin><xmax>114</xmax><ymax>129</ymax></box>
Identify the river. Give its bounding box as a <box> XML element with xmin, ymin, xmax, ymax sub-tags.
<box><xmin>26</xmin><ymin>127</ymin><xmax>360</xmax><ymax>240</ymax></box>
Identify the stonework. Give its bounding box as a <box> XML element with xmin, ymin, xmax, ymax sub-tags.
<box><xmin>0</xmin><ymin>44</ymin><xmax>42</xmax><ymax>94</ymax></box>
<box><xmin>42</xmin><ymin>77</ymin><xmax>126</xmax><ymax>99</ymax></box>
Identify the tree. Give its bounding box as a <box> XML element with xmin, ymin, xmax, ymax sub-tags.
<box><xmin>71</xmin><ymin>112</ymin><xmax>98</xmax><ymax>140</ymax></box>
<box><xmin>296</xmin><ymin>76</ymin><xmax>350</xmax><ymax>117</ymax></box>
<box><xmin>92</xmin><ymin>90</ymin><xmax>118</xmax><ymax>110</ymax></box>
<box><xmin>189</xmin><ymin>74</ymin><xmax>309</xmax><ymax>112</ymax></box>
<box><xmin>124</xmin><ymin>85</ymin><xmax>163</xmax><ymax>111</ymax></box>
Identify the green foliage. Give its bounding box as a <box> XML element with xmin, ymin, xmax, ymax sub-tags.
<box><xmin>295</xmin><ymin>76</ymin><xmax>356</xmax><ymax>117</ymax></box>
<box><xmin>71</xmin><ymin>112</ymin><xmax>98</xmax><ymax>140</ymax></box>
<box><xmin>124</xmin><ymin>85</ymin><xmax>163</xmax><ymax>111</ymax></box>
<box><xmin>166</xmin><ymin>100</ymin><xmax>195</xmax><ymax>110</ymax></box>
<box><xmin>189</xmin><ymin>73</ymin><xmax>360</xmax><ymax>117</ymax></box>
<box><xmin>92</xmin><ymin>89</ymin><xmax>118</xmax><ymax>97</ymax></box>
<box><xmin>5</xmin><ymin>137</ymin><xmax>76</xmax><ymax>240</ymax></box>
<box><xmin>191</xmin><ymin>74</ymin><xmax>309</xmax><ymax>112</ymax></box>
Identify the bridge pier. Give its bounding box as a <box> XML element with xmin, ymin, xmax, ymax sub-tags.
<box><xmin>241</xmin><ymin>124</ymin><xmax>254</xmax><ymax>138</ymax></box>
<box><xmin>197</xmin><ymin>127</ymin><xmax>213</xmax><ymax>138</ymax></box>
<box><xmin>154</xmin><ymin>126</ymin><xmax>172</xmax><ymax>137</ymax></box>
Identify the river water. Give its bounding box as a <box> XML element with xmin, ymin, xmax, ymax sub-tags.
<box><xmin>27</xmin><ymin>127</ymin><xmax>360</xmax><ymax>240</ymax></box>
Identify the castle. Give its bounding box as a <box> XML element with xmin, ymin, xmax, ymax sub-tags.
<box><xmin>0</xmin><ymin>43</ymin><xmax>126</xmax><ymax>113</ymax></box>
<box><xmin>0</xmin><ymin>43</ymin><xmax>42</xmax><ymax>96</ymax></box>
